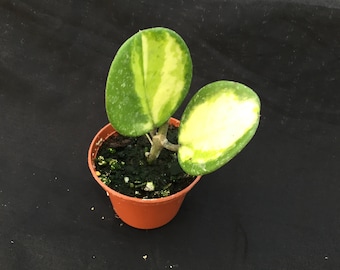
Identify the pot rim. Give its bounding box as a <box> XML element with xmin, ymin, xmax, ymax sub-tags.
<box><xmin>88</xmin><ymin>119</ymin><xmax>201</xmax><ymax>204</ymax></box>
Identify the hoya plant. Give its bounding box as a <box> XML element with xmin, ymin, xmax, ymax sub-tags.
<box><xmin>105</xmin><ymin>27</ymin><xmax>260</xmax><ymax>176</ymax></box>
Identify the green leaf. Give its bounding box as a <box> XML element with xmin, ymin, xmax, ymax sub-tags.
<box><xmin>105</xmin><ymin>27</ymin><xmax>192</xmax><ymax>136</ymax></box>
<box><xmin>178</xmin><ymin>81</ymin><xmax>261</xmax><ymax>175</ymax></box>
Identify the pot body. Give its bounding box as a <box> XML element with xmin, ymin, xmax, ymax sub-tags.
<box><xmin>88</xmin><ymin>118</ymin><xmax>201</xmax><ymax>229</ymax></box>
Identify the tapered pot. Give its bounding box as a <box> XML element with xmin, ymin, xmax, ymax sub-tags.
<box><xmin>88</xmin><ymin>118</ymin><xmax>201</xmax><ymax>229</ymax></box>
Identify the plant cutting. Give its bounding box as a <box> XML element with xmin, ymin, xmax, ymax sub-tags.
<box><xmin>88</xmin><ymin>27</ymin><xmax>261</xmax><ymax>229</ymax></box>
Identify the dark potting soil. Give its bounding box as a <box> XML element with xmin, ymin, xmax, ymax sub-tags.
<box><xmin>94</xmin><ymin>126</ymin><xmax>196</xmax><ymax>199</ymax></box>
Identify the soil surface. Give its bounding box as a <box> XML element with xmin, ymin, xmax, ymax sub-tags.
<box><xmin>94</xmin><ymin>126</ymin><xmax>195</xmax><ymax>199</ymax></box>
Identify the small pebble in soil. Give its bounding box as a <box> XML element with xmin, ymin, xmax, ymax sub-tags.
<box><xmin>144</xmin><ymin>181</ymin><xmax>155</xmax><ymax>191</ymax></box>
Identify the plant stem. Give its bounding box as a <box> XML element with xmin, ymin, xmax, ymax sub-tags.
<box><xmin>146</xmin><ymin>121</ymin><xmax>179</xmax><ymax>164</ymax></box>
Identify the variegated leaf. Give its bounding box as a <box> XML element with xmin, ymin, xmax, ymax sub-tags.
<box><xmin>178</xmin><ymin>81</ymin><xmax>261</xmax><ymax>175</ymax></box>
<box><xmin>105</xmin><ymin>27</ymin><xmax>192</xmax><ymax>136</ymax></box>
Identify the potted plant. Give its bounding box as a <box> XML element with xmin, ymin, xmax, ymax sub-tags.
<box><xmin>88</xmin><ymin>27</ymin><xmax>261</xmax><ymax>229</ymax></box>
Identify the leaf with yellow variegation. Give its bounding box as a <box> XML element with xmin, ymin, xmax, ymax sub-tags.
<box><xmin>178</xmin><ymin>81</ymin><xmax>261</xmax><ymax>175</ymax></box>
<box><xmin>105</xmin><ymin>27</ymin><xmax>192</xmax><ymax>136</ymax></box>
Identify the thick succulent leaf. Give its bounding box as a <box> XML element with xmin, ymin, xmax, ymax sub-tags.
<box><xmin>178</xmin><ymin>81</ymin><xmax>261</xmax><ymax>175</ymax></box>
<box><xmin>105</xmin><ymin>27</ymin><xmax>192</xmax><ymax>136</ymax></box>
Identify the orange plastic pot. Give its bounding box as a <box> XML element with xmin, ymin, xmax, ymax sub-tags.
<box><xmin>88</xmin><ymin>118</ymin><xmax>201</xmax><ymax>229</ymax></box>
